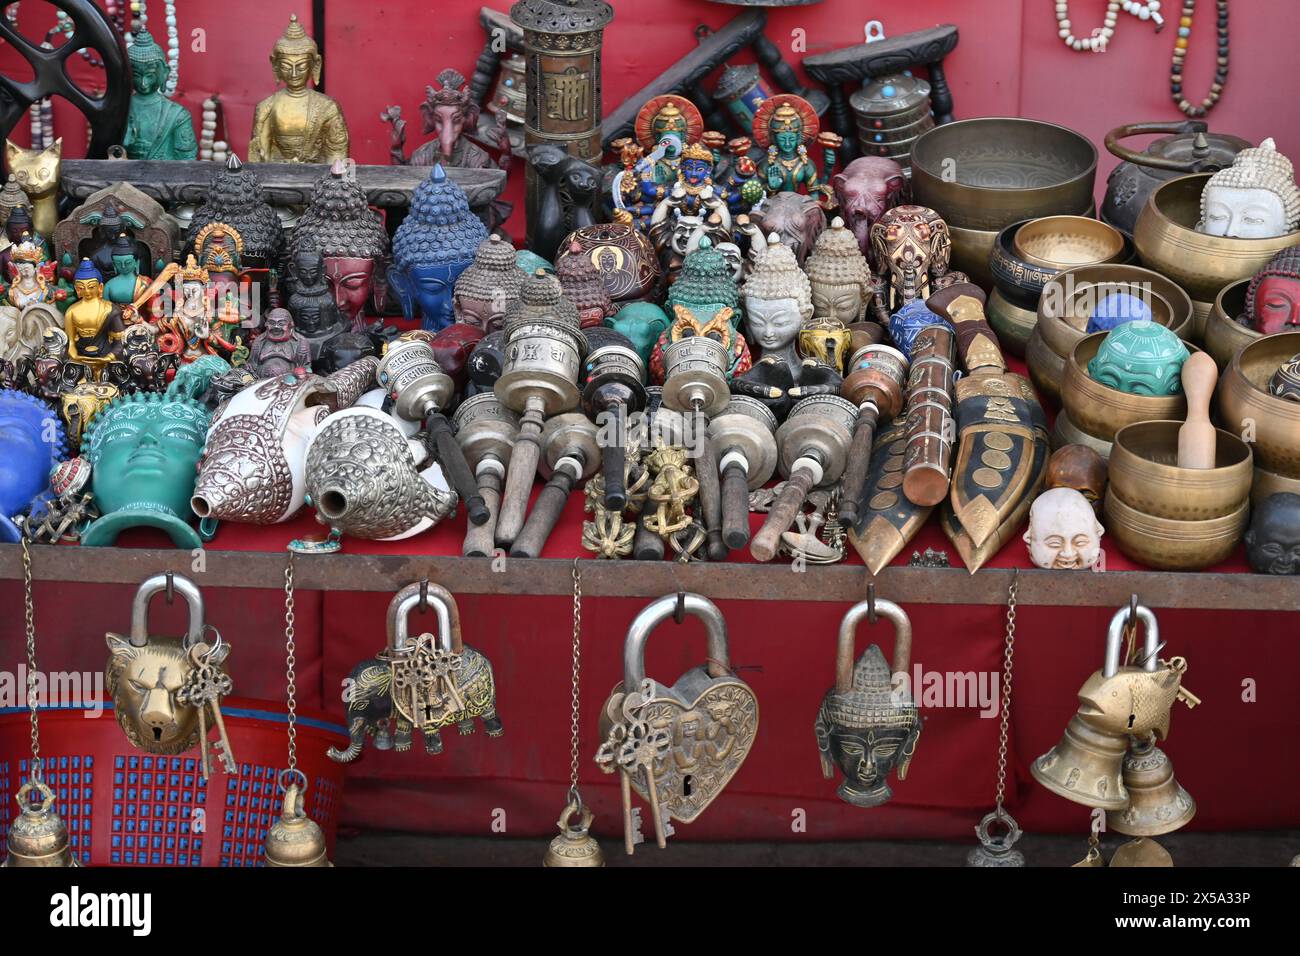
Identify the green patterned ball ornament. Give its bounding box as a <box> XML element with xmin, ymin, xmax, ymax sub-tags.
<box><xmin>1087</xmin><ymin>320</ymin><xmax>1190</xmax><ymax>396</ymax></box>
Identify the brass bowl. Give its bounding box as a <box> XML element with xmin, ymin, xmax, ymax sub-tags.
<box><xmin>1218</xmin><ymin>330</ymin><xmax>1300</xmax><ymax>478</ymax></box>
<box><xmin>911</xmin><ymin>117</ymin><xmax>1097</xmax><ymax>231</ymax></box>
<box><xmin>990</xmin><ymin>219</ymin><xmax>1133</xmax><ymax>311</ymax></box>
<box><xmin>1109</xmin><ymin>420</ymin><xmax>1253</xmax><ymax>520</ymax></box>
<box><xmin>1203</xmin><ymin>279</ymin><xmax>1260</xmax><ymax>370</ymax></box>
<box><xmin>1061</xmin><ymin>332</ymin><xmax>1194</xmax><ymax>445</ymax></box>
<box><xmin>1104</xmin><ymin>489</ymin><xmax>1248</xmax><ymax>570</ymax></box>
<box><xmin>987</xmin><ymin>289</ymin><xmax>1038</xmax><ymax>358</ymax></box>
<box><xmin>949</xmin><ymin>222</ymin><xmax>998</xmax><ymax>290</ymax></box>
<box><xmin>1026</xmin><ymin>326</ymin><xmax>1065</xmax><ymax>404</ymax></box>
<box><xmin>1252</xmin><ymin>464</ymin><xmax>1300</xmax><ymax>505</ymax></box>
<box><xmin>1133</xmin><ymin>172</ymin><xmax>1300</xmax><ymax>303</ymax></box>
<box><xmin>1051</xmin><ymin>407</ymin><xmax>1116</xmax><ymax>459</ymax></box>
<box><xmin>1013</xmin><ymin>215</ymin><xmax>1125</xmax><ymax>268</ymax></box>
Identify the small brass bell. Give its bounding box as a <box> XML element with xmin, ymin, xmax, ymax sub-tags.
<box><xmin>543</xmin><ymin>799</ymin><xmax>605</xmax><ymax>868</ymax></box>
<box><xmin>965</xmin><ymin>810</ymin><xmax>1025</xmax><ymax>867</ymax></box>
<box><xmin>1110</xmin><ymin>837</ymin><xmax>1174</xmax><ymax>867</ymax></box>
<box><xmin>264</xmin><ymin>782</ymin><xmax>332</xmax><ymax>867</ymax></box>
<box><xmin>1072</xmin><ymin>833</ymin><xmax>1106</xmax><ymax>867</ymax></box>
<box><xmin>3</xmin><ymin>781</ymin><xmax>79</xmax><ymax>868</ymax></box>
<box><xmin>1032</xmin><ymin>714</ymin><xmax>1129</xmax><ymax>811</ymax></box>
<box><xmin>1106</xmin><ymin>737</ymin><xmax>1195</xmax><ymax>837</ymax></box>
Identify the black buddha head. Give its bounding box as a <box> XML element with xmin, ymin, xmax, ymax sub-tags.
<box><xmin>1244</xmin><ymin>492</ymin><xmax>1300</xmax><ymax>575</ymax></box>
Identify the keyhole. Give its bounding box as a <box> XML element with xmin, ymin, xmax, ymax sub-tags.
<box><xmin>683</xmin><ymin>774</ymin><xmax>693</xmax><ymax>797</ymax></box>
<box><xmin>1127</xmin><ymin>713</ymin><xmax>1136</xmax><ymax>729</ymax></box>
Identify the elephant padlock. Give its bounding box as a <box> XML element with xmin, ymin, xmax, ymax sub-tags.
<box><xmin>595</xmin><ymin>593</ymin><xmax>759</xmax><ymax>854</ymax></box>
<box><xmin>105</xmin><ymin>574</ymin><xmax>235</xmax><ymax>774</ymax></box>
<box><xmin>329</xmin><ymin>582</ymin><xmax>502</xmax><ymax>763</ymax></box>
<box><xmin>816</xmin><ymin>596</ymin><xmax>921</xmax><ymax>808</ymax></box>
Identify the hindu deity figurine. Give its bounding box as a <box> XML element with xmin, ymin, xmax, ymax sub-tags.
<box><xmin>0</xmin><ymin>204</ymin><xmax>42</xmax><ymax>281</ymax></box>
<box><xmin>652</xmin><ymin>236</ymin><xmax>751</xmax><ymax>382</ymax></box>
<box><xmin>1244</xmin><ymin>493</ymin><xmax>1300</xmax><ymax>575</ymax></box>
<box><xmin>556</xmin><ymin>240</ymin><xmax>615</xmax><ymax>329</ymax></box>
<box><xmin>606</xmin><ymin>301</ymin><xmax>669</xmax><ymax>368</ymax></box>
<box><xmin>646</xmin><ymin>142</ymin><xmax>734</xmax><ymax>266</ymax></box>
<box><xmin>102</xmin><ymin>233</ymin><xmax>151</xmax><ymax>308</ymax></box>
<box><xmin>285</xmin><ymin>249</ymin><xmax>345</xmax><ymax>357</ymax></box>
<box><xmin>632</xmin><ymin>96</ymin><xmax>704</xmax><ymax>200</ymax></box>
<box><xmin>187</xmin><ymin>155</ymin><xmax>284</xmax><ymax>271</ymax></box>
<box><xmin>1197</xmin><ymin>138</ymin><xmax>1300</xmax><ymax>239</ymax></box>
<box><xmin>64</xmin><ymin>259</ymin><xmax>124</xmax><ymax>372</ymax></box>
<box><xmin>742</xmin><ymin>239</ymin><xmax>812</xmax><ymax>369</ymax></box>
<box><xmin>751</xmin><ymin>94</ymin><xmax>840</xmax><ymax>198</ymax></box>
<box><xmin>452</xmin><ymin>235</ymin><xmax>524</xmax><ymax>334</ymax></box>
<box><xmin>832</xmin><ymin>156</ymin><xmax>907</xmax><ymax>257</ymax></box>
<box><xmin>0</xmin><ymin>389</ymin><xmax>67</xmax><ymax>541</ymax></box>
<box><xmin>805</xmin><ymin>217</ymin><xmax>875</xmax><ymax>326</ymax></box>
<box><xmin>3</xmin><ymin>234</ymin><xmax>59</xmax><ymax>309</ymax></box>
<box><xmin>249</xmin><ymin>14</ymin><xmax>349</xmax><ymax>164</ymax></box>
<box><xmin>79</xmin><ymin>374</ymin><xmax>221</xmax><ymax>548</ymax></box>
<box><xmin>870</xmin><ymin>205</ymin><xmax>952</xmax><ymax>316</ymax></box>
<box><xmin>1023</xmin><ymin>487</ymin><xmax>1105</xmax><ymax>571</ymax></box>
<box><xmin>0</xmin><ymin>236</ymin><xmax>62</xmax><ymax>365</ymax></box>
<box><xmin>389</xmin><ymin>165</ymin><xmax>488</xmax><ymax>331</ymax></box>
<box><xmin>249</xmin><ymin>308</ymin><xmax>311</xmax><ymax>379</ymax></box>
<box><xmin>151</xmin><ymin>256</ymin><xmax>245</xmax><ymax>364</ymax></box>
<box><xmin>122</xmin><ymin>29</ymin><xmax>198</xmax><ymax>161</ymax></box>
<box><xmin>1088</xmin><ymin>321</ymin><xmax>1190</xmax><ymax>396</ymax></box>
<box><xmin>1241</xmin><ymin>247</ymin><xmax>1300</xmax><ymax>334</ymax></box>
<box><xmin>289</xmin><ymin>161</ymin><xmax>389</xmax><ymax>331</ymax></box>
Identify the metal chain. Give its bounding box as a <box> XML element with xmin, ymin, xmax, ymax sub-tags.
<box><xmin>283</xmin><ymin>551</ymin><xmax>299</xmax><ymax>774</ymax></box>
<box><xmin>22</xmin><ymin>536</ymin><xmax>42</xmax><ymax>782</ymax></box>
<box><xmin>994</xmin><ymin>571</ymin><xmax>1019</xmax><ymax>813</ymax></box>
<box><xmin>567</xmin><ymin>558</ymin><xmax>583</xmax><ymax>806</ymax></box>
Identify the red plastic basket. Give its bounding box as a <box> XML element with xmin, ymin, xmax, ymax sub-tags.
<box><xmin>0</xmin><ymin>697</ymin><xmax>349</xmax><ymax>867</ymax></box>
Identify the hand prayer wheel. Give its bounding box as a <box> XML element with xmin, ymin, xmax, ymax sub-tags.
<box><xmin>900</xmin><ymin>324</ymin><xmax>957</xmax><ymax>506</ymax></box>
<box><xmin>751</xmin><ymin>395</ymin><xmax>859</xmax><ymax>562</ymax></box>
<box><xmin>493</xmin><ymin>272</ymin><xmax>586</xmax><ymax>546</ymax></box>
<box><xmin>512</xmin><ymin>412</ymin><xmax>601</xmax><ymax>558</ymax></box>
<box><xmin>582</xmin><ymin>327</ymin><xmax>647</xmax><ymax>511</ymax></box>
<box><xmin>454</xmin><ymin>393</ymin><xmax>520</xmax><ymax>557</ymax></box>
<box><xmin>377</xmin><ymin>337</ymin><xmax>489</xmax><ymax>525</ymax></box>
<box><xmin>708</xmin><ymin>396</ymin><xmax>779</xmax><ymax>549</ymax></box>
<box><xmin>838</xmin><ymin>344</ymin><xmax>909</xmax><ymax>527</ymax></box>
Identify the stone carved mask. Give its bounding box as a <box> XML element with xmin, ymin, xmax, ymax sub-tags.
<box><xmin>1023</xmin><ymin>487</ymin><xmax>1104</xmax><ymax>570</ymax></box>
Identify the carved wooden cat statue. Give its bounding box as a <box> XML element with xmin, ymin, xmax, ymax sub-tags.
<box><xmin>4</xmin><ymin>138</ymin><xmax>62</xmax><ymax>240</ymax></box>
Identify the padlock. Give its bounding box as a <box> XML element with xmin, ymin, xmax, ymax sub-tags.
<box><xmin>329</xmin><ymin>582</ymin><xmax>502</xmax><ymax>763</ymax></box>
<box><xmin>815</xmin><ymin>596</ymin><xmax>920</xmax><ymax>808</ymax></box>
<box><xmin>105</xmin><ymin>573</ymin><xmax>229</xmax><ymax>756</ymax></box>
<box><xmin>597</xmin><ymin>593</ymin><xmax>759</xmax><ymax>843</ymax></box>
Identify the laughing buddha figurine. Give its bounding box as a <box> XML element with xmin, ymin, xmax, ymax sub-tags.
<box><xmin>249</xmin><ymin>14</ymin><xmax>349</xmax><ymax>164</ymax></box>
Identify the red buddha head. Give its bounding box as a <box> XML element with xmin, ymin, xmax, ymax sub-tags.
<box><xmin>324</xmin><ymin>256</ymin><xmax>375</xmax><ymax>330</ymax></box>
<box><xmin>1246</xmin><ymin>247</ymin><xmax>1300</xmax><ymax>334</ymax></box>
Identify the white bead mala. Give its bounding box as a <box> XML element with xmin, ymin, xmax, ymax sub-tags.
<box><xmin>1056</xmin><ymin>0</ymin><xmax>1163</xmax><ymax>52</ymax></box>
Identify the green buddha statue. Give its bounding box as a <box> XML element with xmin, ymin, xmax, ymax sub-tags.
<box><xmin>123</xmin><ymin>30</ymin><xmax>198</xmax><ymax>161</ymax></box>
<box><xmin>1087</xmin><ymin>320</ymin><xmax>1190</xmax><ymax>397</ymax></box>
<box><xmin>103</xmin><ymin>233</ymin><xmax>152</xmax><ymax>308</ymax></box>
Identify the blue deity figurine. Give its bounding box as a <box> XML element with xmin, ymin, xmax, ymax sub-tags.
<box><xmin>0</xmin><ymin>389</ymin><xmax>67</xmax><ymax>541</ymax></box>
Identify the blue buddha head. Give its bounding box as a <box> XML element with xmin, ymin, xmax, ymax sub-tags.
<box><xmin>0</xmin><ymin>389</ymin><xmax>68</xmax><ymax>541</ymax></box>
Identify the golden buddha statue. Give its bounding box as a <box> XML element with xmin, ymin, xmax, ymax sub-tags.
<box><xmin>248</xmin><ymin>14</ymin><xmax>349</xmax><ymax>164</ymax></box>
<box><xmin>64</xmin><ymin>259</ymin><xmax>123</xmax><ymax>371</ymax></box>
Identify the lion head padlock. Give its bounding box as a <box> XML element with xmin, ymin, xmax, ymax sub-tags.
<box><xmin>1033</xmin><ymin>603</ymin><xmax>1197</xmax><ymax>811</ymax></box>
<box><xmin>596</xmin><ymin>593</ymin><xmax>759</xmax><ymax>852</ymax></box>
<box><xmin>329</xmin><ymin>581</ymin><xmax>502</xmax><ymax>763</ymax></box>
<box><xmin>105</xmin><ymin>574</ymin><xmax>233</xmax><ymax>768</ymax></box>
<box><xmin>815</xmin><ymin>596</ymin><xmax>920</xmax><ymax>808</ymax></box>
<box><xmin>3</xmin><ymin>781</ymin><xmax>79</xmax><ymax>868</ymax></box>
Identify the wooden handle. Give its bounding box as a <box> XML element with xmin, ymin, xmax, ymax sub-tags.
<box><xmin>462</xmin><ymin>467</ymin><xmax>502</xmax><ymax>558</ymax></box>
<box><xmin>428</xmin><ymin>414</ymin><xmax>488</xmax><ymax>526</ymax></box>
<box><xmin>1178</xmin><ymin>352</ymin><xmax>1220</xmax><ymax>469</ymax></box>
<box><xmin>510</xmin><ymin>469</ymin><xmax>576</xmax><ymax>558</ymax></box>
<box><xmin>837</xmin><ymin>406</ymin><xmax>879</xmax><ymax>527</ymax></box>
<box><xmin>494</xmin><ymin>421</ymin><xmax>542</xmax><ymax>548</ymax></box>
<box><xmin>750</xmin><ymin>467</ymin><xmax>815</xmax><ymax>562</ymax></box>
<box><xmin>692</xmin><ymin>431</ymin><xmax>729</xmax><ymax>561</ymax></box>
<box><xmin>721</xmin><ymin>462</ymin><xmax>753</xmax><ymax>550</ymax></box>
<box><xmin>633</xmin><ymin>512</ymin><xmax>665</xmax><ymax>561</ymax></box>
<box><xmin>601</xmin><ymin>443</ymin><xmax>628</xmax><ymax>512</ymax></box>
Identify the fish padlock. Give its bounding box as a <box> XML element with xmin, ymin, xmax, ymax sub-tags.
<box><xmin>815</xmin><ymin>596</ymin><xmax>920</xmax><ymax>808</ymax></box>
<box><xmin>329</xmin><ymin>582</ymin><xmax>502</xmax><ymax>763</ymax></box>
<box><xmin>105</xmin><ymin>573</ymin><xmax>230</xmax><ymax>757</ymax></box>
<box><xmin>3</xmin><ymin>781</ymin><xmax>79</xmax><ymax>868</ymax></box>
<box><xmin>597</xmin><ymin>593</ymin><xmax>759</xmax><ymax>834</ymax></box>
<box><xmin>1032</xmin><ymin>603</ymin><xmax>1193</xmax><ymax>811</ymax></box>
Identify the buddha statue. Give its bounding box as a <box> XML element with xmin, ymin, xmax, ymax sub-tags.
<box><xmin>452</xmin><ymin>235</ymin><xmax>524</xmax><ymax>334</ymax></box>
<box><xmin>742</xmin><ymin>238</ymin><xmax>812</xmax><ymax>369</ymax></box>
<box><xmin>250</xmin><ymin>308</ymin><xmax>311</xmax><ymax>379</ymax></box>
<box><xmin>122</xmin><ymin>29</ymin><xmax>198</xmax><ymax>161</ymax></box>
<box><xmin>287</xmin><ymin>249</ymin><xmax>345</xmax><ymax>356</ymax></box>
<box><xmin>0</xmin><ymin>175</ymin><xmax>27</xmax><ymax>228</ymax></box>
<box><xmin>1242</xmin><ymin>247</ymin><xmax>1300</xmax><ymax>334</ymax></box>
<box><xmin>64</xmin><ymin>259</ymin><xmax>124</xmax><ymax>371</ymax></box>
<box><xmin>289</xmin><ymin>162</ymin><xmax>389</xmax><ymax>331</ymax></box>
<box><xmin>102</xmin><ymin>233</ymin><xmax>151</xmax><ymax>308</ymax></box>
<box><xmin>0</xmin><ymin>389</ymin><xmax>67</xmax><ymax>542</ymax></box>
<box><xmin>79</xmin><ymin>378</ymin><xmax>219</xmax><ymax>548</ymax></box>
<box><xmin>1023</xmin><ymin>487</ymin><xmax>1104</xmax><ymax>571</ymax></box>
<box><xmin>815</xmin><ymin>643</ymin><xmax>921</xmax><ymax>808</ymax></box>
<box><xmin>556</xmin><ymin>240</ymin><xmax>616</xmax><ymax>330</ymax></box>
<box><xmin>249</xmin><ymin>14</ymin><xmax>349</xmax><ymax>164</ymax></box>
<box><xmin>187</xmin><ymin>155</ymin><xmax>283</xmax><ymax>270</ymax></box>
<box><xmin>389</xmin><ymin>164</ymin><xmax>488</xmax><ymax>331</ymax></box>
<box><xmin>1244</xmin><ymin>492</ymin><xmax>1300</xmax><ymax>575</ymax></box>
<box><xmin>1087</xmin><ymin>320</ymin><xmax>1190</xmax><ymax>396</ymax></box>
<box><xmin>805</xmin><ymin>217</ymin><xmax>874</xmax><ymax>326</ymax></box>
<box><xmin>653</xmin><ymin>237</ymin><xmax>751</xmax><ymax>381</ymax></box>
<box><xmin>1197</xmin><ymin>138</ymin><xmax>1300</xmax><ymax>239</ymax></box>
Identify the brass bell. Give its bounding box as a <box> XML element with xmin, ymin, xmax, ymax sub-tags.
<box><xmin>264</xmin><ymin>781</ymin><xmax>332</xmax><ymax>867</ymax></box>
<box><xmin>543</xmin><ymin>799</ymin><xmax>605</xmax><ymax>868</ymax></box>
<box><xmin>1110</xmin><ymin>837</ymin><xmax>1174</xmax><ymax>867</ymax></box>
<box><xmin>965</xmin><ymin>810</ymin><xmax>1025</xmax><ymax>867</ymax></box>
<box><xmin>3</xmin><ymin>781</ymin><xmax>79</xmax><ymax>868</ymax></box>
<box><xmin>1106</xmin><ymin>736</ymin><xmax>1195</xmax><ymax>837</ymax></box>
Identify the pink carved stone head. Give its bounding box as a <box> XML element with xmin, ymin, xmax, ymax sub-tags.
<box><xmin>833</xmin><ymin>156</ymin><xmax>907</xmax><ymax>257</ymax></box>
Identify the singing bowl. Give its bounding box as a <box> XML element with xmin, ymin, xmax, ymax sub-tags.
<box><xmin>1061</xmin><ymin>332</ymin><xmax>1196</xmax><ymax>444</ymax></box>
<box><xmin>1203</xmin><ymin>279</ymin><xmax>1261</xmax><ymax>370</ymax></box>
<box><xmin>1133</xmin><ymin>172</ymin><xmax>1300</xmax><ymax>304</ymax></box>
<box><xmin>1252</xmin><ymin>464</ymin><xmax>1300</xmax><ymax>505</ymax></box>
<box><xmin>1218</xmin><ymin>330</ymin><xmax>1300</xmax><ymax>478</ymax></box>
<box><xmin>1104</xmin><ymin>488</ymin><xmax>1248</xmax><ymax>570</ymax></box>
<box><xmin>1109</xmin><ymin>420</ymin><xmax>1253</xmax><ymax>520</ymax></box>
<box><xmin>911</xmin><ymin>118</ymin><xmax>1097</xmax><ymax>231</ymax></box>
<box><xmin>991</xmin><ymin>220</ymin><xmax>1135</xmax><ymax>311</ymax></box>
<box><xmin>949</xmin><ymin>222</ymin><xmax>998</xmax><ymax>291</ymax></box>
<box><xmin>1026</xmin><ymin>326</ymin><xmax>1066</xmax><ymax>404</ymax></box>
<box><xmin>1013</xmin><ymin>215</ymin><xmax>1126</xmax><ymax>269</ymax></box>
<box><xmin>987</xmin><ymin>289</ymin><xmax>1038</xmax><ymax>358</ymax></box>
<box><xmin>1050</xmin><ymin>407</ymin><xmax>1116</xmax><ymax>459</ymax></box>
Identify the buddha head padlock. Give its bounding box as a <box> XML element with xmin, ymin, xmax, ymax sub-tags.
<box><xmin>105</xmin><ymin>574</ymin><xmax>229</xmax><ymax>756</ymax></box>
<box><xmin>598</xmin><ymin>594</ymin><xmax>759</xmax><ymax>828</ymax></box>
<box><xmin>815</xmin><ymin>596</ymin><xmax>921</xmax><ymax>808</ymax></box>
<box><xmin>329</xmin><ymin>582</ymin><xmax>502</xmax><ymax>763</ymax></box>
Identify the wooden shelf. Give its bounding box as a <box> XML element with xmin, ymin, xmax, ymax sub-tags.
<box><xmin>0</xmin><ymin>543</ymin><xmax>1292</xmax><ymax>610</ymax></box>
